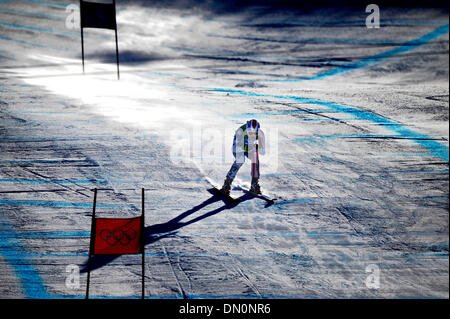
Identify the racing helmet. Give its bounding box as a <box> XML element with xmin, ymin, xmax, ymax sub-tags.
<box><xmin>246</xmin><ymin>119</ymin><xmax>260</xmax><ymax>132</ymax></box>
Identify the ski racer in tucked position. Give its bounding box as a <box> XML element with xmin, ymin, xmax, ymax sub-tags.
<box><xmin>220</xmin><ymin>119</ymin><xmax>265</xmax><ymax>195</ymax></box>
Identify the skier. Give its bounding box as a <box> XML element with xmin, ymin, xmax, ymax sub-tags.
<box><xmin>220</xmin><ymin>119</ymin><xmax>265</xmax><ymax>195</ymax></box>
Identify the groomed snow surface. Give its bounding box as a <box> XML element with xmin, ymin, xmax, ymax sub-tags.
<box><xmin>0</xmin><ymin>1</ymin><xmax>448</xmax><ymax>299</ymax></box>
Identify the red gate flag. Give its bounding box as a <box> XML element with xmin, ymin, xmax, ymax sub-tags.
<box><xmin>86</xmin><ymin>188</ymin><xmax>145</xmax><ymax>299</ymax></box>
<box><xmin>93</xmin><ymin>216</ymin><xmax>142</xmax><ymax>255</ymax></box>
<box><xmin>80</xmin><ymin>0</ymin><xmax>117</xmax><ymax>30</ymax></box>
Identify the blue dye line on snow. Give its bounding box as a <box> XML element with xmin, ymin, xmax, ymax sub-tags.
<box><xmin>0</xmin><ymin>178</ymin><xmax>107</xmax><ymax>184</ymax></box>
<box><xmin>380</xmin><ymin>20</ymin><xmax>448</xmax><ymax>26</ymax></box>
<box><xmin>390</xmin><ymin>169</ymin><xmax>449</xmax><ymax>174</ymax></box>
<box><xmin>210</xmin><ymin>88</ymin><xmax>449</xmax><ymax>162</ymax></box>
<box><xmin>209</xmin><ymin>33</ymin><xmax>410</xmax><ymax>45</ymax></box>
<box><xmin>274</xmin><ymin>198</ymin><xmax>314</xmax><ymax>205</ymax></box>
<box><xmin>306</xmin><ymin>231</ymin><xmax>349</xmax><ymax>237</ymax></box>
<box><xmin>272</xmin><ymin>24</ymin><xmax>449</xmax><ymax>82</ymax></box>
<box><xmin>0</xmin><ymin>21</ymin><xmax>81</xmax><ymax>37</ymax></box>
<box><xmin>0</xmin><ymin>252</ymin><xmax>88</xmax><ymax>258</ymax></box>
<box><xmin>0</xmin><ymin>35</ymin><xmax>67</xmax><ymax>51</ymax></box>
<box><xmin>205</xmin><ymin>15</ymin><xmax>448</xmax><ymax>26</ymax></box>
<box><xmin>0</xmin><ymin>229</ymin><xmax>350</xmax><ymax>242</ymax></box>
<box><xmin>19</xmin><ymin>0</ymin><xmax>68</xmax><ymax>8</ymax></box>
<box><xmin>375</xmin><ymin>153</ymin><xmax>435</xmax><ymax>157</ymax></box>
<box><xmin>0</xmin><ymin>199</ymin><xmax>130</xmax><ymax>208</ymax></box>
<box><xmin>0</xmin><ymin>231</ymin><xmax>90</xmax><ymax>239</ymax></box>
<box><xmin>0</xmin><ymin>21</ymin><xmax>79</xmax><ymax>37</ymax></box>
<box><xmin>399</xmin><ymin>252</ymin><xmax>449</xmax><ymax>258</ymax></box>
<box><xmin>296</xmin><ymin>133</ymin><xmax>445</xmax><ymax>140</ymax></box>
<box><xmin>230</xmin><ymin>109</ymin><xmax>339</xmax><ymax>118</ymax></box>
<box><xmin>0</xmin><ymin>19</ymin><xmax>118</xmax><ymax>44</ymax></box>
<box><xmin>242</xmin><ymin>19</ymin><xmax>448</xmax><ymax>27</ymax></box>
<box><xmin>0</xmin><ymin>135</ymin><xmax>126</xmax><ymax>142</ymax></box>
<box><xmin>0</xmin><ymin>7</ymin><xmax>65</xmax><ymax>19</ymax></box>
<box><xmin>0</xmin><ymin>159</ymin><xmax>95</xmax><ymax>164</ymax></box>
<box><xmin>0</xmin><ymin>214</ymin><xmax>50</xmax><ymax>298</ymax></box>
<box><xmin>294</xmin><ymin>118</ymin><xmax>360</xmax><ymax>122</ymax></box>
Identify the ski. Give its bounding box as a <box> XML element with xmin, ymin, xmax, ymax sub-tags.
<box><xmin>204</xmin><ymin>177</ymin><xmax>242</xmax><ymax>204</ymax></box>
<box><xmin>210</xmin><ymin>187</ymin><xmax>242</xmax><ymax>204</ymax></box>
<box><xmin>232</xmin><ymin>184</ymin><xmax>277</xmax><ymax>204</ymax></box>
<box><xmin>244</xmin><ymin>190</ymin><xmax>277</xmax><ymax>204</ymax></box>
<box><xmin>204</xmin><ymin>178</ymin><xmax>275</xmax><ymax>205</ymax></box>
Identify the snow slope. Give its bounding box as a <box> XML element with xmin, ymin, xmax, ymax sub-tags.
<box><xmin>0</xmin><ymin>1</ymin><xmax>448</xmax><ymax>298</ymax></box>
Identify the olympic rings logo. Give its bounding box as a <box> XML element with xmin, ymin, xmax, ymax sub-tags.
<box><xmin>99</xmin><ymin>227</ymin><xmax>137</xmax><ymax>246</ymax></box>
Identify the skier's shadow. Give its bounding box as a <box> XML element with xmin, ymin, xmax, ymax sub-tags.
<box><xmin>80</xmin><ymin>189</ymin><xmax>253</xmax><ymax>273</ymax></box>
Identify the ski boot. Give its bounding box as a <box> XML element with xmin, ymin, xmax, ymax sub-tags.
<box><xmin>220</xmin><ymin>176</ymin><xmax>232</xmax><ymax>195</ymax></box>
<box><xmin>249</xmin><ymin>177</ymin><xmax>261</xmax><ymax>195</ymax></box>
